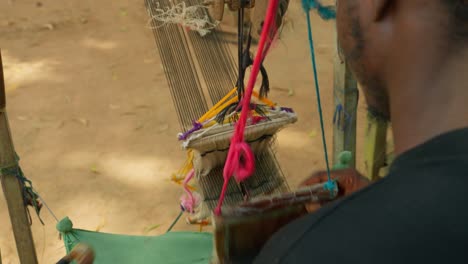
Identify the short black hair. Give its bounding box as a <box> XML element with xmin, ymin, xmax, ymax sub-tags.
<box><xmin>443</xmin><ymin>0</ymin><xmax>468</xmax><ymax>45</ymax></box>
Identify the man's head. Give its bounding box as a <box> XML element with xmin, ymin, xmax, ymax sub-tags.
<box><xmin>336</xmin><ymin>0</ymin><xmax>468</xmax><ymax>120</ymax></box>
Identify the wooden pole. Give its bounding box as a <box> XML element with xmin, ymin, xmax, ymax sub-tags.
<box><xmin>332</xmin><ymin>34</ymin><xmax>358</xmax><ymax>168</ymax></box>
<box><xmin>363</xmin><ymin>112</ymin><xmax>388</xmax><ymax>180</ymax></box>
<box><xmin>0</xmin><ymin>50</ymin><xmax>39</xmax><ymax>264</ymax></box>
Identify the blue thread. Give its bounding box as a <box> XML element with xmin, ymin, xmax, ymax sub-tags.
<box><xmin>324</xmin><ymin>179</ymin><xmax>338</xmax><ymax>193</ymax></box>
<box><xmin>333</xmin><ymin>104</ymin><xmax>343</xmax><ymax>128</ymax></box>
<box><xmin>333</xmin><ymin>103</ymin><xmax>353</xmax><ymax>132</ymax></box>
<box><xmin>304</xmin><ymin>8</ymin><xmax>336</xmax><ymax>190</ymax></box>
<box><xmin>317</xmin><ymin>5</ymin><xmax>336</xmax><ymax>20</ymax></box>
<box><xmin>333</xmin><ymin>103</ymin><xmax>356</xmax><ymax>150</ymax></box>
<box><xmin>333</xmin><ymin>86</ymin><xmax>359</xmax><ymax>147</ymax></box>
<box><xmin>302</xmin><ymin>0</ymin><xmax>336</xmax><ymax>20</ymax></box>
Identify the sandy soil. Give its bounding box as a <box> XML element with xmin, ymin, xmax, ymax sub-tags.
<box><xmin>0</xmin><ymin>0</ymin><xmax>367</xmax><ymax>263</ymax></box>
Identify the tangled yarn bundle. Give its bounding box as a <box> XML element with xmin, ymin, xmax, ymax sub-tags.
<box><xmin>148</xmin><ymin>2</ymin><xmax>218</xmax><ymax>36</ymax></box>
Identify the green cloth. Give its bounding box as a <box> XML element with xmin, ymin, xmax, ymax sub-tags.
<box><xmin>57</xmin><ymin>217</ymin><xmax>213</xmax><ymax>264</ymax></box>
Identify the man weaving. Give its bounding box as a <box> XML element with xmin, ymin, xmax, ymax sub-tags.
<box><xmin>254</xmin><ymin>0</ymin><xmax>468</xmax><ymax>263</ymax></box>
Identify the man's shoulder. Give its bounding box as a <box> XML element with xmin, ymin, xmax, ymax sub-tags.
<box><xmin>254</xmin><ymin>162</ymin><xmax>468</xmax><ymax>264</ymax></box>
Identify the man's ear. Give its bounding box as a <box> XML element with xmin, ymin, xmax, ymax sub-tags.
<box><xmin>372</xmin><ymin>0</ymin><xmax>392</xmax><ymax>21</ymax></box>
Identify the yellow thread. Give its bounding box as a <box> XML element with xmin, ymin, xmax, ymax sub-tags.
<box><xmin>252</xmin><ymin>91</ymin><xmax>276</xmax><ymax>107</ymax></box>
<box><xmin>198</xmin><ymin>87</ymin><xmax>275</xmax><ymax>123</ymax></box>
<box><xmin>171</xmin><ymin>178</ymin><xmax>196</xmax><ymax>191</ymax></box>
<box><xmin>198</xmin><ymin>88</ymin><xmax>237</xmax><ymax>122</ymax></box>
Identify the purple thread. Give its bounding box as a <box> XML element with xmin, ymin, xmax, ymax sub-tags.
<box><xmin>280</xmin><ymin>107</ymin><xmax>294</xmax><ymax>113</ymax></box>
<box><xmin>178</xmin><ymin>121</ymin><xmax>203</xmax><ymax>140</ymax></box>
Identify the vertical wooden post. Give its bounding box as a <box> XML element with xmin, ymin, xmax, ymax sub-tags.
<box><xmin>0</xmin><ymin>50</ymin><xmax>39</xmax><ymax>264</ymax></box>
<box><xmin>332</xmin><ymin>34</ymin><xmax>359</xmax><ymax>168</ymax></box>
<box><xmin>363</xmin><ymin>112</ymin><xmax>388</xmax><ymax>180</ymax></box>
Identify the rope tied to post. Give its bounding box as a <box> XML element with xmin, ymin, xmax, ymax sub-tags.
<box><xmin>1</xmin><ymin>153</ymin><xmax>44</xmax><ymax>225</ymax></box>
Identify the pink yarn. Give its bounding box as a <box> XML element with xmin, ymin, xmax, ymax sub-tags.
<box><xmin>223</xmin><ymin>141</ymin><xmax>255</xmax><ymax>182</ymax></box>
<box><xmin>180</xmin><ymin>169</ymin><xmax>199</xmax><ymax>213</ymax></box>
<box><xmin>181</xmin><ymin>193</ymin><xmax>200</xmax><ymax>214</ymax></box>
<box><xmin>215</xmin><ymin>0</ymin><xmax>280</xmax><ymax>216</ymax></box>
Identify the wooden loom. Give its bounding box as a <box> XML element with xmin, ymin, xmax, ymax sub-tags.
<box><xmin>146</xmin><ymin>0</ymin><xmax>294</xmax><ymax>223</ymax></box>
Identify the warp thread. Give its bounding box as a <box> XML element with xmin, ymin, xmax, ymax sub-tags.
<box><xmin>147</xmin><ymin>2</ymin><xmax>219</xmax><ymax>36</ymax></box>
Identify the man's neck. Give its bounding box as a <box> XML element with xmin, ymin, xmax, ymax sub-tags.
<box><xmin>388</xmin><ymin>48</ymin><xmax>468</xmax><ymax>156</ymax></box>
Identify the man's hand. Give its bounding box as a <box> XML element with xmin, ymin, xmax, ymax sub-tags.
<box><xmin>300</xmin><ymin>168</ymin><xmax>370</xmax><ymax>212</ymax></box>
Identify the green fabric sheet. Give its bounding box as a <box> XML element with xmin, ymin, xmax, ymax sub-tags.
<box><xmin>57</xmin><ymin>217</ymin><xmax>213</xmax><ymax>264</ymax></box>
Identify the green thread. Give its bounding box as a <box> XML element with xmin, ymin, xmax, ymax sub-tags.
<box><xmin>166</xmin><ymin>211</ymin><xmax>183</xmax><ymax>233</ymax></box>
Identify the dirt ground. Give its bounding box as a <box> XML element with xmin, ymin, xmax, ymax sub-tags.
<box><xmin>0</xmin><ymin>0</ymin><xmax>367</xmax><ymax>263</ymax></box>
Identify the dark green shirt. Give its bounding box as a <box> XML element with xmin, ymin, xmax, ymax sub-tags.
<box><xmin>255</xmin><ymin>128</ymin><xmax>468</xmax><ymax>263</ymax></box>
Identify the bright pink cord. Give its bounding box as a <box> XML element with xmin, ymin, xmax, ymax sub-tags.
<box><xmin>181</xmin><ymin>169</ymin><xmax>196</xmax><ymax>213</ymax></box>
<box><xmin>215</xmin><ymin>0</ymin><xmax>280</xmax><ymax>216</ymax></box>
